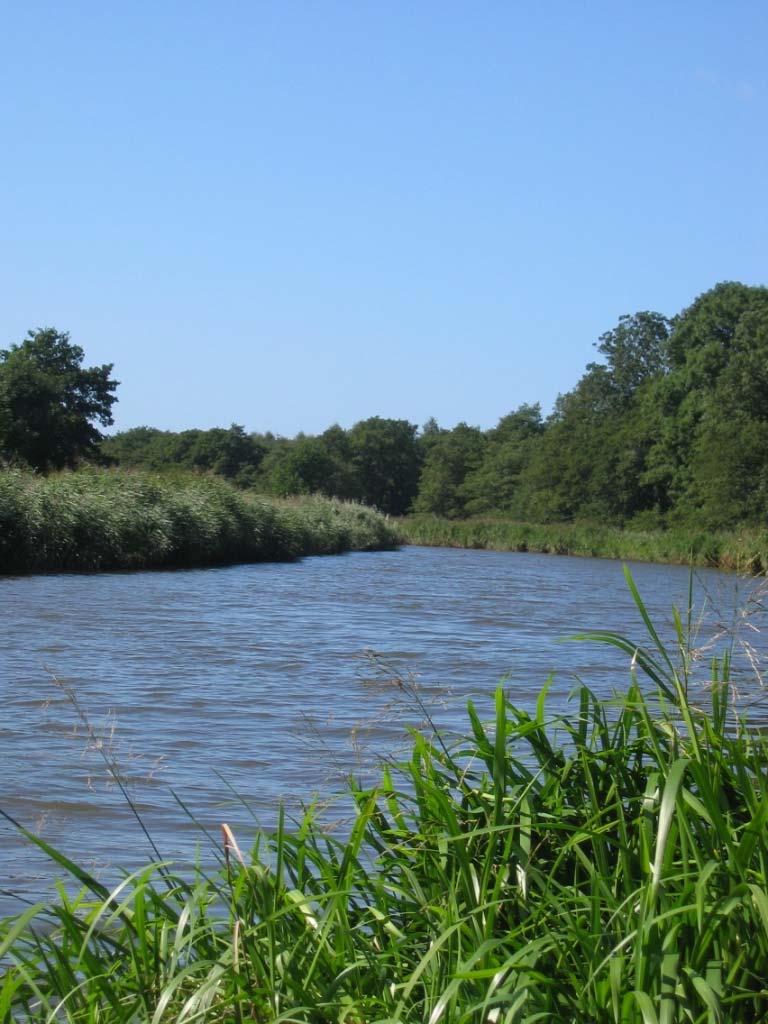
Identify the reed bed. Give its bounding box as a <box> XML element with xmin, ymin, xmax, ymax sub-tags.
<box><xmin>3</xmin><ymin>573</ymin><xmax>768</xmax><ymax>1021</ymax></box>
<box><xmin>0</xmin><ymin>468</ymin><xmax>401</xmax><ymax>574</ymax></box>
<box><xmin>399</xmin><ymin>515</ymin><xmax>768</xmax><ymax>573</ymax></box>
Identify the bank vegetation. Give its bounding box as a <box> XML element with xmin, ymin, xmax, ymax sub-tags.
<box><xmin>0</xmin><ymin>468</ymin><xmax>400</xmax><ymax>574</ymax></box>
<box><xmin>3</xmin><ymin>281</ymin><xmax>768</xmax><ymax>573</ymax></box>
<box><xmin>99</xmin><ymin>282</ymin><xmax>768</xmax><ymax>535</ymax></box>
<box><xmin>400</xmin><ymin>515</ymin><xmax>768</xmax><ymax>574</ymax></box>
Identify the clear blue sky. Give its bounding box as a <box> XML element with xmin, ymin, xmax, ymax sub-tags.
<box><xmin>2</xmin><ymin>2</ymin><xmax>766</xmax><ymax>436</ymax></box>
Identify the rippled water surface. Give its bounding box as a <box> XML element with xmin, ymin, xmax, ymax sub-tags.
<box><xmin>2</xmin><ymin>546</ymin><xmax>765</xmax><ymax>905</ymax></box>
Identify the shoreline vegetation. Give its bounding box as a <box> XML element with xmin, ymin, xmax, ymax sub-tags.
<box><xmin>4</xmin><ymin>283</ymin><xmax>768</xmax><ymax>580</ymax></box>
<box><xmin>3</xmin><ymin>577</ymin><xmax>768</xmax><ymax>1020</ymax></box>
<box><xmin>0</xmin><ymin>468</ymin><xmax>400</xmax><ymax>575</ymax></box>
<box><xmin>3</xmin><ymin>466</ymin><xmax>768</xmax><ymax>577</ymax></box>
<box><xmin>91</xmin><ymin>283</ymin><xmax>768</xmax><ymax>540</ymax></box>
<box><xmin>399</xmin><ymin>514</ymin><xmax>768</xmax><ymax>574</ymax></box>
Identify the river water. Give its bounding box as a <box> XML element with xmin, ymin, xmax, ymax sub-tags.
<box><xmin>2</xmin><ymin>546</ymin><xmax>766</xmax><ymax>907</ymax></box>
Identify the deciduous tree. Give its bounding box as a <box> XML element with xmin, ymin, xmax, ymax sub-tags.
<box><xmin>0</xmin><ymin>328</ymin><xmax>118</xmax><ymax>470</ymax></box>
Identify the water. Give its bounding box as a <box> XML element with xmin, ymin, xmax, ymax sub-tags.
<box><xmin>1</xmin><ymin>546</ymin><xmax>765</xmax><ymax>907</ymax></box>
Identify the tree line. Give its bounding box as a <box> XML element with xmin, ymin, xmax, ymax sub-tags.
<box><xmin>2</xmin><ymin>280</ymin><xmax>767</xmax><ymax>528</ymax></box>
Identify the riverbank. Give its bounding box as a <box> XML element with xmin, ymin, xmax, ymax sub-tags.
<box><xmin>399</xmin><ymin>513</ymin><xmax>768</xmax><ymax>573</ymax></box>
<box><xmin>3</xmin><ymin>577</ymin><xmax>768</xmax><ymax>1021</ymax></box>
<box><xmin>0</xmin><ymin>468</ymin><xmax>401</xmax><ymax>574</ymax></box>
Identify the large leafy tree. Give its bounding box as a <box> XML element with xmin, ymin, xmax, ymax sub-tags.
<box><xmin>261</xmin><ymin>435</ymin><xmax>339</xmax><ymax>497</ymax></box>
<box><xmin>463</xmin><ymin>404</ymin><xmax>544</xmax><ymax>516</ymax></box>
<box><xmin>518</xmin><ymin>369</ymin><xmax>620</xmax><ymax>521</ymax></box>
<box><xmin>414</xmin><ymin>422</ymin><xmax>487</xmax><ymax>518</ymax></box>
<box><xmin>667</xmin><ymin>280</ymin><xmax>765</xmax><ymax>379</ymax></box>
<box><xmin>643</xmin><ymin>282</ymin><xmax>768</xmax><ymax>517</ymax></box>
<box><xmin>317</xmin><ymin>424</ymin><xmax>361</xmax><ymax>500</ymax></box>
<box><xmin>594</xmin><ymin>311</ymin><xmax>671</xmax><ymax>400</ymax></box>
<box><xmin>0</xmin><ymin>328</ymin><xmax>118</xmax><ymax>470</ymax></box>
<box><xmin>683</xmin><ymin>300</ymin><xmax>768</xmax><ymax>526</ymax></box>
<box><xmin>348</xmin><ymin>417</ymin><xmax>422</xmax><ymax>515</ymax></box>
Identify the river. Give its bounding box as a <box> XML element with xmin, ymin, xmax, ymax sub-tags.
<box><xmin>1</xmin><ymin>545</ymin><xmax>765</xmax><ymax>908</ymax></box>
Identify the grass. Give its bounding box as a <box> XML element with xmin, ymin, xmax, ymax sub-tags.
<box><xmin>3</xmin><ymin>571</ymin><xmax>768</xmax><ymax>1021</ymax></box>
<box><xmin>0</xmin><ymin>468</ymin><xmax>401</xmax><ymax>574</ymax></box>
<box><xmin>398</xmin><ymin>514</ymin><xmax>768</xmax><ymax>574</ymax></box>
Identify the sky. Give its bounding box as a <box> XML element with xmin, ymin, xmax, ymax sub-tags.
<box><xmin>1</xmin><ymin>2</ymin><xmax>766</xmax><ymax>437</ymax></box>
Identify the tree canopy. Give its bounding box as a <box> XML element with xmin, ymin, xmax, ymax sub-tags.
<box><xmin>0</xmin><ymin>328</ymin><xmax>118</xmax><ymax>470</ymax></box>
<box><xmin>14</xmin><ymin>281</ymin><xmax>768</xmax><ymax>530</ymax></box>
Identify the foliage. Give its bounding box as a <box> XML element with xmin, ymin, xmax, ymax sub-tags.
<box><xmin>101</xmin><ymin>424</ymin><xmax>267</xmax><ymax>487</ymax></box>
<box><xmin>0</xmin><ymin>328</ymin><xmax>118</xmax><ymax>470</ymax></box>
<box><xmin>95</xmin><ymin>278</ymin><xmax>768</xmax><ymax>532</ymax></box>
<box><xmin>346</xmin><ymin>416</ymin><xmax>423</xmax><ymax>516</ymax></box>
<box><xmin>638</xmin><ymin>283</ymin><xmax>768</xmax><ymax>523</ymax></box>
<box><xmin>260</xmin><ymin>435</ymin><xmax>339</xmax><ymax>497</ymax></box>
<box><xmin>460</xmin><ymin>404</ymin><xmax>544</xmax><ymax>516</ymax></box>
<box><xmin>413</xmin><ymin>422</ymin><xmax>486</xmax><ymax>518</ymax></box>
<box><xmin>594</xmin><ymin>310</ymin><xmax>671</xmax><ymax>399</ymax></box>
<box><xmin>259</xmin><ymin>428</ymin><xmax>361</xmax><ymax>501</ymax></box>
<box><xmin>678</xmin><ymin>299</ymin><xmax>768</xmax><ymax>526</ymax></box>
<box><xmin>275</xmin><ymin>493</ymin><xmax>400</xmax><ymax>554</ymax></box>
<box><xmin>0</xmin><ymin>468</ymin><xmax>401</xmax><ymax>574</ymax></box>
<box><xmin>399</xmin><ymin>514</ymin><xmax>768</xmax><ymax>573</ymax></box>
<box><xmin>3</xmin><ymin>576</ymin><xmax>768</xmax><ymax>1021</ymax></box>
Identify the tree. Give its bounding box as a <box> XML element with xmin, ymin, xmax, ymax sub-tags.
<box><xmin>103</xmin><ymin>424</ymin><xmax>267</xmax><ymax>486</ymax></box>
<box><xmin>462</xmin><ymin>404</ymin><xmax>544</xmax><ymax>515</ymax></box>
<box><xmin>414</xmin><ymin>423</ymin><xmax>486</xmax><ymax>518</ymax></box>
<box><xmin>261</xmin><ymin>435</ymin><xmax>339</xmax><ymax>496</ymax></box>
<box><xmin>318</xmin><ymin>424</ymin><xmax>360</xmax><ymax>499</ymax></box>
<box><xmin>516</xmin><ymin>367</ymin><xmax>660</xmax><ymax>523</ymax></box>
<box><xmin>682</xmin><ymin>301</ymin><xmax>768</xmax><ymax>526</ymax></box>
<box><xmin>0</xmin><ymin>328</ymin><xmax>118</xmax><ymax>470</ymax></box>
<box><xmin>183</xmin><ymin>424</ymin><xmax>266</xmax><ymax>482</ymax></box>
<box><xmin>594</xmin><ymin>311</ymin><xmax>671</xmax><ymax>399</ymax></box>
<box><xmin>348</xmin><ymin>417</ymin><xmax>422</xmax><ymax>515</ymax></box>
<box><xmin>642</xmin><ymin>283</ymin><xmax>768</xmax><ymax>517</ymax></box>
<box><xmin>417</xmin><ymin>417</ymin><xmax>445</xmax><ymax>454</ymax></box>
<box><xmin>667</xmin><ymin>281</ymin><xmax>767</xmax><ymax>378</ymax></box>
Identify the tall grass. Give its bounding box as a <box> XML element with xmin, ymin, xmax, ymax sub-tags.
<box><xmin>3</xmin><ymin>572</ymin><xmax>768</xmax><ymax>1021</ymax></box>
<box><xmin>399</xmin><ymin>514</ymin><xmax>768</xmax><ymax>573</ymax></box>
<box><xmin>0</xmin><ymin>468</ymin><xmax>401</xmax><ymax>574</ymax></box>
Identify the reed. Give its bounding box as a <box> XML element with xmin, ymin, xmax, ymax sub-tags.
<box><xmin>399</xmin><ymin>514</ymin><xmax>768</xmax><ymax>573</ymax></box>
<box><xmin>0</xmin><ymin>468</ymin><xmax>401</xmax><ymax>574</ymax></box>
<box><xmin>3</xmin><ymin>572</ymin><xmax>768</xmax><ymax>1021</ymax></box>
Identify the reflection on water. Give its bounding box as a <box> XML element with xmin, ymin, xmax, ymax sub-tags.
<box><xmin>2</xmin><ymin>546</ymin><xmax>766</xmax><ymax>905</ymax></box>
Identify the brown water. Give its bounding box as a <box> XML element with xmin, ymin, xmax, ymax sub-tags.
<box><xmin>1</xmin><ymin>546</ymin><xmax>764</xmax><ymax>908</ymax></box>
